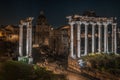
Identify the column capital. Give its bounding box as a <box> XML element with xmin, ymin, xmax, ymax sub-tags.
<box><xmin>97</xmin><ymin>22</ymin><xmax>102</xmax><ymax>26</ymax></box>
<box><xmin>19</xmin><ymin>24</ymin><xmax>23</xmax><ymax>27</ymax></box>
<box><xmin>90</xmin><ymin>22</ymin><xmax>96</xmax><ymax>26</ymax></box>
<box><xmin>112</xmin><ymin>23</ymin><xmax>117</xmax><ymax>26</ymax></box>
<box><xmin>69</xmin><ymin>21</ymin><xmax>75</xmax><ymax>26</ymax></box>
<box><xmin>76</xmin><ymin>21</ymin><xmax>82</xmax><ymax>25</ymax></box>
<box><xmin>83</xmin><ymin>22</ymin><xmax>89</xmax><ymax>26</ymax></box>
<box><xmin>26</xmin><ymin>17</ymin><xmax>34</xmax><ymax>23</ymax></box>
<box><xmin>102</xmin><ymin>22</ymin><xmax>108</xmax><ymax>26</ymax></box>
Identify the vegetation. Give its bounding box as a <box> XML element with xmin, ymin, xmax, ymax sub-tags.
<box><xmin>0</xmin><ymin>60</ymin><xmax>67</xmax><ymax>80</ymax></box>
<box><xmin>82</xmin><ymin>53</ymin><xmax>120</xmax><ymax>76</ymax></box>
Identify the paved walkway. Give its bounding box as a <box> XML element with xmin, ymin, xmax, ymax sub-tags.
<box><xmin>66</xmin><ymin>71</ymin><xmax>88</xmax><ymax>80</ymax></box>
<box><xmin>37</xmin><ymin>62</ymin><xmax>89</xmax><ymax>80</ymax></box>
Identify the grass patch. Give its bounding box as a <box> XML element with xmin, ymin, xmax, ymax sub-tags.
<box><xmin>0</xmin><ymin>60</ymin><xmax>67</xmax><ymax>80</ymax></box>
<box><xmin>82</xmin><ymin>53</ymin><xmax>120</xmax><ymax>76</ymax></box>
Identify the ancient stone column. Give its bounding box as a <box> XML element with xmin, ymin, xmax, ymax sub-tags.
<box><xmin>69</xmin><ymin>22</ymin><xmax>74</xmax><ymax>58</ymax></box>
<box><xmin>26</xmin><ymin>22</ymin><xmax>29</xmax><ymax>57</ymax></box>
<box><xmin>106</xmin><ymin>23</ymin><xmax>109</xmax><ymax>53</ymax></box>
<box><xmin>104</xmin><ymin>23</ymin><xmax>108</xmax><ymax>53</ymax></box>
<box><xmin>98</xmin><ymin>23</ymin><xmax>102</xmax><ymax>53</ymax></box>
<box><xmin>84</xmin><ymin>22</ymin><xmax>88</xmax><ymax>55</ymax></box>
<box><xmin>112</xmin><ymin>24</ymin><xmax>114</xmax><ymax>52</ymax></box>
<box><xmin>92</xmin><ymin>23</ymin><xmax>96</xmax><ymax>53</ymax></box>
<box><xmin>114</xmin><ymin>23</ymin><xmax>117</xmax><ymax>54</ymax></box>
<box><xmin>76</xmin><ymin>21</ymin><xmax>81</xmax><ymax>58</ymax></box>
<box><xmin>29</xmin><ymin>22</ymin><xmax>32</xmax><ymax>57</ymax></box>
<box><xmin>19</xmin><ymin>24</ymin><xmax>23</xmax><ymax>57</ymax></box>
<box><xmin>26</xmin><ymin>17</ymin><xmax>34</xmax><ymax>64</ymax></box>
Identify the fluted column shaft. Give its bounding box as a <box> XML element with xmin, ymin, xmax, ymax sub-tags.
<box><xmin>29</xmin><ymin>22</ymin><xmax>32</xmax><ymax>57</ymax></box>
<box><xmin>26</xmin><ymin>22</ymin><xmax>29</xmax><ymax>56</ymax></box>
<box><xmin>104</xmin><ymin>23</ymin><xmax>108</xmax><ymax>53</ymax></box>
<box><xmin>92</xmin><ymin>23</ymin><xmax>96</xmax><ymax>53</ymax></box>
<box><xmin>98</xmin><ymin>23</ymin><xmax>102</xmax><ymax>52</ymax></box>
<box><xmin>114</xmin><ymin>23</ymin><xmax>117</xmax><ymax>54</ymax></box>
<box><xmin>112</xmin><ymin>24</ymin><xmax>114</xmax><ymax>52</ymax></box>
<box><xmin>70</xmin><ymin>22</ymin><xmax>74</xmax><ymax>58</ymax></box>
<box><xmin>77</xmin><ymin>22</ymin><xmax>81</xmax><ymax>58</ymax></box>
<box><xmin>19</xmin><ymin>25</ymin><xmax>23</xmax><ymax>57</ymax></box>
<box><xmin>84</xmin><ymin>23</ymin><xmax>88</xmax><ymax>55</ymax></box>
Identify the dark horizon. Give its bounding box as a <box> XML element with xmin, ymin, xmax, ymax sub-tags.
<box><xmin>0</xmin><ymin>0</ymin><xmax>120</xmax><ymax>27</ymax></box>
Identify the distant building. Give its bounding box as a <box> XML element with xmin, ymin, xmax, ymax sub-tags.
<box><xmin>49</xmin><ymin>25</ymin><xmax>70</xmax><ymax>55</ymax></box>
<box><xmin>33</xmin><ymin>11</ymin><xmax>53</xmax><ymax>47</ymax></box>
<box><xmin>0</xmin><ymin>25</ymin><xmax>19</xmax><ymax>42</ymax></box>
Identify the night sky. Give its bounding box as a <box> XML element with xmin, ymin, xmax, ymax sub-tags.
<box><xmin>0</xmin><ymin>0</ymin><xmax>120</xmax><ymax>27</ymax></box>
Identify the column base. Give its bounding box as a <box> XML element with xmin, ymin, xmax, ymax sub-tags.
<box><xmin>28</xmin><ymin>57</ymin><xmax>33</xmax><ymax>64</ymax></box>
<box><xmin>18</xmin><ymin>56</ymin><xmax>33</xmax><ymax>64</ymax></box>
<box><xmin>70</xmin><ymin>54</ymin><xmax>76</xmax><ymax>59</ymax></box>
<box><xmin>104</xmin><ymin>51</ymin><xmax>107</xmax><ymax>54</ymax></box>
<box><xmin>18</xmin><ymin>56</ymin><xmax>25</xmax><ymax>61</ymax></box>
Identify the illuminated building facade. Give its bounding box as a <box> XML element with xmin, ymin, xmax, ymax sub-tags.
<box><xmin>67</xmin><ymin>15</ymin><xmax>117</xmax><ymax>59</ymax></box>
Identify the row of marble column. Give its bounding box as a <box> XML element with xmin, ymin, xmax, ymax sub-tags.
<box><xmin>19</xmin><ymin>18</ymin><xmax>33</xmax><ymax>58</ymax></box>
<box><xmin>69</xmin><ymin>21</ymin><xmax>117</xmax><ymax>58</ymax></box>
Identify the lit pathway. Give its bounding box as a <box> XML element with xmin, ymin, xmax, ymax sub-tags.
<box><xmin>37</xmin><ymin>62</ymin><xmax>88</xmax><ymax>80</ymax></box>
<box><xmin>66</xmin><ymin>71</ymin><xmax>88</xmax><ymax>80</ymax></box>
